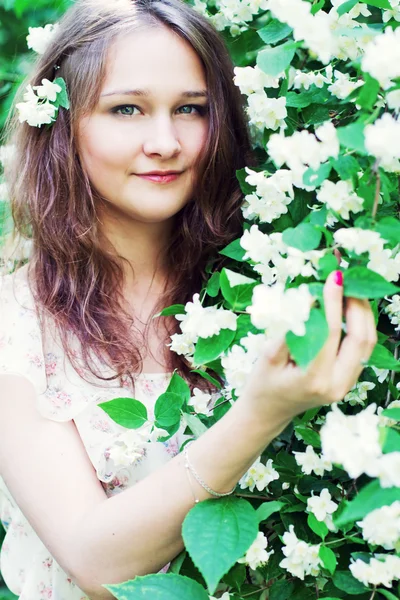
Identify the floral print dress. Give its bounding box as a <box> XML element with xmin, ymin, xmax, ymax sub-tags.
<box><xmin>0</xmin><ymin>264</ymin><xmax>188</xmax><ymax>600</ymax></box>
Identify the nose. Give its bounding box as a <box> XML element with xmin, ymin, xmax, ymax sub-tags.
<box><xmin>142</xmin><ymin>114</ymin><xmax>181</xmax><ymax>159</ymax></box>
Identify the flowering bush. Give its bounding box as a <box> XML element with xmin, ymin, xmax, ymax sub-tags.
<box><xmin>1</xmin><ymin>1</ymin><xmax>400</xmax><ymax>599</ymax></box>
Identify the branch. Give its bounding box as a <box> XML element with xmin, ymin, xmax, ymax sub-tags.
<box><xmin>372</xmin><ymin>162</ymin><xmax>381</xmax><ymax>219</ymax></box>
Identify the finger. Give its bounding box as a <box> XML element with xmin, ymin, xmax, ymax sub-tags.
<box><xmin>308</xmin><ymin>270</ymin><xmax>343</xmax><ymax>374</ymax></box>
<box><xmin>332</xmin><ymin>297</ymin><xmax>376</xmax><ymax>398</ymax></box>
<box><xmin>263</xmin><ymin>336</ymin><xmax>290</xmax><ymax>367</ymax></box>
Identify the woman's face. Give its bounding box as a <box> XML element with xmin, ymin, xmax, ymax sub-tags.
<box><xmin>77</xmin><ymin>26</ymin><xmax>209</xmax><ymax>224</ymax></box>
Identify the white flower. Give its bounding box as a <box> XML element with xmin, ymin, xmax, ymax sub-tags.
<box><xmin>108</xmin><ymin>423</ymin><xmax>152</xmax><ymax>467</ymax></box>
<box><xmin>372</xmin><ymin>367</ymin><xmax>390</xmax><ymax>383</ymax></box>
<box><xmin>328</xmin><ymin>70</ymin><xmax>364</xmax><ymax>100</ymax></box>
<box><xmin>233</xmin><ymin>65</ymin><xmax>282</xmax><ymax>95</ymax></box>
<box><xmin>362</xmin><ymin>26</ymin><xmax>400</xmax><ymax>88</ymax></box>
<box><xmin>320</xmin><ymin>403</ymin><xmax>382</xmax><ymax>479</ymax></box>
<box><xmin>33</xmin><ymin>78</ymin><xmax>62</xmax><ymax>102</ymax></box>
<box><xmin>365</xmin><ymin>112</ymin><xmax>400</xmax><ymax>167</ymax></box>
<box><xmin>350</xmin><ymin>554</ymin><xmax>400</xmax><ymax>588</ymax></box>
<box><xmin>307</xmin><ymin>488</ymin><xmax>338</xmax><ymax>522</ymax></box>
<box><xmin>316</xmin><ymin>180</ymin><xmax>364</xmax><ymax>220</ymax></box>
<box><xmin>16</xmin><ymin>99</ymin><xmax>56</xmax><ymax>127</ymax></box>
<box><xmin>246</xmin><ymin>92</ymin><xmax>287</xmax><ymax>132</ymax></box>
<box><xmin>176</xmin><ymin>294</ymin><xmax>237</xmax><ymax>340</ymax></box>
<box><xmin>386</xmin><ymin>294</ymin><xmax>400</xmax><ymax>331</ymax></box>
<box><xmin>280</xmin><ymin>525</ymin><xmax>321</xmax><ymax>580</ymax></box>
<box><xmin>0</xmin><ymin>145</ymin><xmax>16</xmax><ymax>170</ymax></box>
<box><xmin>368</xmin><ymin>452</ymin><xmax>400</xmax><ymax>488</ymax></box>
<box><xmin>26</xmin><ymin>23</ymin><xmax>59</xmax><ymax>54</ymax></box>
<box><xmin>237</xmin><ymin>532</ymin><xmax>274</xmax><ymax>570</ymax></box>
<box><xmin>169</xmin><ymin>332</ymin><xmax>196</xmax><ymax>357</ymax></box>
<box><xmin>188</xmin><ymin>388</ymin><xmax>212</xmax><ymax>415</ymax></box>
<box><xmin>333</xmin><ymin>228</ymin><xmax>385</xmax><ymax>256</ymax></box>
<box><xmin>294</xmin><ymin>445</ymin><xmax>333</xmax><ymax>477</ymax></box>
<box><xmin>242</xmin><ymin>168</ymin><xmax>294</xmax><ymax>223</ymax></box>
<box><xmin>0</xmin><ymin>181</ymin><xmax>8</xmax><ymax>201</ymax></box>
<box><xmin>240</xmin><ymin>225</ymin><xmax>281</xmax><ymax>266</ymax></box>
<box><xmin>368</xmin><ymin>248</ymin><xmax>400</xmax><ymax>283</ymax></box>
<box><xmin>357</xmin><ymin>501</ymin><xmax>400</xmax><ymax>550</ymax></box>
<box><xmin>343</xmin><ymin>381</ymin><xmax>375</xmax><ymax>406</ymax></box>
<box><xmin>247</xmin><ymin>283</ymin><xmax>313</xmax><ymax>338</ymax></box>
<box><xmin>221</xmin><ymin>333</ymin><xmax>268</xmax><ymax>394</ymax></box>
<box><xmin>239</xmin><ymin>457</ymin><xmax>279</xmax><ymax>492</ymax></box>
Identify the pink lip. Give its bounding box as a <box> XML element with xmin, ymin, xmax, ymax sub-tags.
<box><xmin>135</xmin><ymin>173</ymin><xmax>181</xmax><ymax>184</ymax></box>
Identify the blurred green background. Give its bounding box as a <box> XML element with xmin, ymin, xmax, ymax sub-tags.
<box><xmin>0</xmin><ymin>3</ymin><xmax>72</xmax><ymax>596</ymax></box>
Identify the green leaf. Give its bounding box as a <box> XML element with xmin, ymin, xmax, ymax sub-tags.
<box><xmin>286</xmin><ymin>308</ymin><xmax>329</xmax><ymax>369</ymax></box>
<box><xmin>154</xmin><ymin>392</ymin><xmax>184</xmax><ymax>428</ymax></box>
<box><xmin>360</xmin><ymin>0</ymin><xmax>391</xmax><ymax>8</ymax></box>
<box><xmin>257</xmin><ymin>41</ymin><xmax>297</xmax><ymax>77</ymax></box>
<box><xmin>104</xmin><ymin>573</ymin><xmax>209</xmax><ymax>600</ymax></box>
<box><xmin>206</xmin><ymin>272</ymin><xmax>221</xmax><ymax>298</ymax></box>
<box><xmin>357</xmin><ymin>74</ymin><xmax>378</xmax><ymax>111</ymax></box>
<box><xmin>269</xmin><ymin>580</ymin><xmax>295</xmax><ymax>600</ymax></box>
<box><xmin>169</xmin><ymin>550</ymin><xmax>186</xmax><ymax>574</ymax></box>
<box><xmin>53</xmin><ymin>77</ymin><xmax>70</xmax><ymax>110</ymax></box>
<box><xmin>236</xmin><ymin>168</ymin><xmax>254</xmax><ymax>195</ymax></box>
<box><xmin>194</xmin><ymin>328</ymin><xmax>236</xmax><ymax>365</ymax></box>
<box><xmin>166</xmin><ymin>373</ymin><xmax>191</xmax><ymax>403</ymax></box>
<box><xmin>381</xmin><ymin>407</ymin><xmax>400</xmax><ymax>420</ymax></box>
<box><xmin>282</xmin><ymin>223</ymin><xmax>322</xmax><ymax>252</ymax></box>
<box><xmin>257</xmin><ymin>19</ymin><xmax>293</xmax><ymax>45</ymax></box>
<box><xmin>220</xmin><ymin>268</ymin><xmax>257</xmax><ymax>310</ymax></box>
<box><xmin>233</xmin><ymin>314</ymin><xmax>259</xmax><ymax>344</ymax></box>
<box><xmin>190</xmin><ymin>369</ymin><xmax>222</xmax><ymax>389</ymax></box>
<box><xmin>343</xmin><ymin>267</ymin><xmax>400</xmax><ymax>299</ymax></box>
<box><xmin>256</xmin><ymin>500</ymin><xmax>285</xmax><ymax>523</ymax></box>
<box><xmin>303</xmin><ymin>162</ymin><xmax>332</xmax><ymax>188</ymax></box>
<box><xmin>219</xmin><ymin>239</ymin><xmax>245</xmax><ymax>262</ymax></box>
<box><xmin>335</xmin><ymin>479</ymin><xmax>400</xmax><ymax>527</ymax></box>
<box><xmin>156</xmin><ymin>304</ymin><xmax>185</xmax><ymax>317</ymax></box>
<box><xmin>182</xmin><ymin>413</ymin><xmax>208</xmax><ymax>437</ymax></box>
<box><xmin>337</xmin><ymin>0</ymin><xmax>358</xmax><ymax>15</ymax></box>
<box><xmin>367</xmin><ymin>344</ymin><xmax>400</xmax><ymax>372</ymax></box>
<box><xmin>308</xmin><ymin>513</ymin><xmax>328</xmax><ymax>540</ymax></box>
<box><xmin>223</xmin><ymin>563</ymin><xmax>246</xmax><ymax>591</ymax></box>
<box><xmin>318</xmin><ymin>253</ymin><xmax>339</xmax><ymax>280</ymax></box>
<box><xmin>332</xmin><ymin>571</ymin><xmax>369</xmax><ymax>595</ymax></box>
<box><xmin>381</xmin><ymin>427</ymin><xmax>400</xmax><ymax>453</ymax></box>
<box><xmin>375</xmin><ymin>216</ymin><xmax>400</xmax><ymax>245</ymax></box>
<box><xmin>182</xmin><ymin>497</ymin><xmax>258</xmax><ymax>595</ymax></box>
<box><xmin>337</xmin><ymin>122</ymin><xmax>367</xmax><ymax>155</ymax></box>
<box><xmin>295</xmin><ymin>425</ymin><xmax>321</xmax><ymax>448</ymax></box>
<box><xmin>376</xmin><ymin>590</ymin><xmax>399</xmax><ymax>600</ymax></box>
<box><xmin>98</xmin><ymin>398</ymin><xmax>148</xmax><ymax>428</ymax></box>
<box><xmin>319</xmin><ymin>546</ymin><xmax>337</xmax><ymax>575</ymax></box>
<box><xmin>331</xmin><ymin>155</ymin><xmax>360</xmax><ymax>180</ymax></box>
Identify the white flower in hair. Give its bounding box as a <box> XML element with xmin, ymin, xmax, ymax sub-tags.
<box><xmin>33</xmin><ymin>79</ymin><xmax>62</xmax><ymax>102</ymax></box>
<box><xmin>26</xmin><ymin>23</ymin><xmax>59</xmax><ymax>54</ymax></box>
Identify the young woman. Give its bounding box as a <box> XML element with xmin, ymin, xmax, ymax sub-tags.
<box><xmin>0</xmin><ymin>0</ymin><xmax>377</xmax><ymax>598</ymax></box>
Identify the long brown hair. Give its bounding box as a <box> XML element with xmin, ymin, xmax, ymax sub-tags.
<box><xmin>3</xmin><ymin>0</ymin><xmax>254</xmax><ymax>389</ymax></box>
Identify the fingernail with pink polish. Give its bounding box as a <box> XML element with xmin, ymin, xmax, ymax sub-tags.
<box><xmin>334</xmin><ymin>270</ymin><xmax>343</xmax><ymax>286</ymax></box>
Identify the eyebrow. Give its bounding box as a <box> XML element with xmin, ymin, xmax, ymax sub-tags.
<box><xmin>101</xmin><ymin>89</ymin><xmax>209</xmax><ymax>99</ymax></box>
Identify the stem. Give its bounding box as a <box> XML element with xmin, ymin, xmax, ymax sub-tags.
<box><xmin>369</xmin><ymin>586</ymin><xmax>377</xmax><ymax>600</ymax></box>
<box><xmin>235</xmin><ymin>492</ymin><xmax>273</xmax><ymax>501</ymax></box>
<box><xmin>372</xmin><ymin>163</ymin><xmax>381</xmax><ymax>219</ymax></box>
<box><xmin>241</xmin><ymin>586</ymin><xmax>270</xmax><ymax>598</ymax></box>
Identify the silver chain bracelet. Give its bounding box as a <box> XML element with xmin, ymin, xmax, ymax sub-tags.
<box><xmin>183</xmin><ymin>441</ymin><xmax>236</xmax><ymax>503</ymax></box>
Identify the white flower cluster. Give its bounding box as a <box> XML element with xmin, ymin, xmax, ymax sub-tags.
<box><xmin>362</xmin><ymin>27</ymin><xmax>400</xmax><ymax>89</ymax></box>
<box><xmin>170</xmin><ymin>293</ymin><xmax>237</xmax><ymax>357</ymax></box>
<box><xmin>267</xmin><ymin>121</ymin><xmax>339</xmax><ymax>187</ymax></box>
<box><xmin>187</xmin><ymin>388</ymin><xmax>212</xmax><ymax>415</ymax></box>
<box><xmin>328</xmin><ymin>69</ymin><xmax>364</xmax><ymax>100</ymax></box>
<box><xmin>307</xmin><ymin>488</ymin><xmax>338</xmax><ymax>531</ymax></box>
<box><xmin>294</xmin><ymin>445</ymin><xmax>333</xmax><ymax>477</ymax></box>
<box><xmin>26</xmin><ymin>23</ymin><xmax>59</xmax><ymax>54</ymax></box>
<box><xmin>16</xmin><ymin>80</ymin><xmax>62</xmax><ymax>128</ymax></box>
<box><xmin>280</xmin><ymin>525</ymin><xmax>321</xmax><ymax>580</ymax></box>
<box><xmin>241</xmin><ymin>225</ymin><xmax>324</xmax><ymax>285</ymax></box>
<box><xmin>385</xmin><ymin>294</ymin><xmax>400</xmax><ymax>331</ymax></box>
<box><xmin>108</xmin><ymin>422</ymin><xmax>161</xmax><ymax>467</ymax></box>
<box><xmin>0</xmin><ymin>145</ymin><xmax>15</xmax><ymax>172</ymax></box>
<box><xmin>246</xmin><ymin>93</ymin><xmax>287</xmax><ymax>133</ymax></box>
<box><xmin>357</xmin><ymin>501</ymin><xmax>400</xmax><ymax>550</ymax></box>
<box><xmin>334</xmin><ymin>227</ymin><xmax>400</xmax><ymax>282</ymax></box>
<box><xmin>321</xmin><ymin>403</ymin><xmax>400</xmax><ymax>487</ymax></box>
<box><xmin>382</xmin><ymin>0</ymin><xmax>400</xmax><ymax>23</ymax></box>
<box><xmin>267</xmin><ymin>0</ymin><xmax>339</xmax><ymax>63</ymax></box>
<box><xmin>291</xmin><ymin>67</ymin><xmax>330</xmax><ymax>91</ymax></box>
<box><xmin>237</xmin><ymin>531</ymin><xmax>274</xmax><ymax>571</ymax></box>
<box><xmin>316</xmin><ymin>179</ymin><xmax>364</xmax><ymax>220</ymax></box>
<box><xmin>234</xmin><ymin>65</ymin><xmax>283</xmax><ymax>95</ymax></box>
<box><xmin>239</xmin><ymin>457</ymin><xmax>279</xmax><ymax>492</ymax></box>
<box><xmin>343</xmin><ymin>381</ymin><xmax>375</xmax><ymax>406</ymax></box>
<box><xmin>221</xmin><ymin>332</ymin><xmax>269</xmax><ymax>394</ymax></box>
<box><xmin>242</xmin><ymin>167</ymin><xmax>294</xmax><ymax>223</ymax></box>
<box><xmin>199</xmin><ymin>0</ymin><xmax>268</xmax><ymax>34</ymax></box>
<box><xmin>350</xmin><ymin>554</ymin><xmax>400</xmax><ymax>588</ymax></box>
<box><xmin>365</xmin><ymin>112</ymin><xmax>400</xmax><ymax>172</ymax></box>
<box><xmin>247</xmin><ymin>282</ymin><xmax>313</xmax><ymax>338</ymax></box>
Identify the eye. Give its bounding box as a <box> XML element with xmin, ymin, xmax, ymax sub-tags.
<box><xmin>177</xmin><ymin>104</ymin><xmax>209</xmax><ymax>116</ymax></box>
<box><xmin>112</xmin><ymin>105</ymin><xmax>140</xmax><ymax>117</ymax></box>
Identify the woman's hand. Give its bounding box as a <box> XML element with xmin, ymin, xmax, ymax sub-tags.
<box><xmin>237</xmin><ymin>270</ymin><xmax>378</xmax><ymax>425</ymax></box>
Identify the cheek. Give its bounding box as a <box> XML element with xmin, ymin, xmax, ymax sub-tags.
<box><xmin>79</xmin><ymin>125</ymin><xmax>132</xmax><ymax>175</ymax></box>
<box><xmin>184</xmin><ymin>121</ymin><xmax>209</xmax><ymax>160</ymax></box>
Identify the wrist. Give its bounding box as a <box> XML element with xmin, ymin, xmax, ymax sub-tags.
<box><xmin>230</xmin><ymin>396</ymin><xmax>292</xmax><ymax>448</ymax></box>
